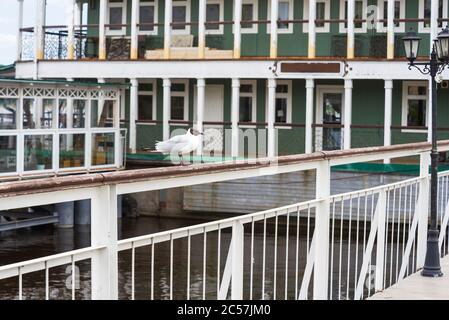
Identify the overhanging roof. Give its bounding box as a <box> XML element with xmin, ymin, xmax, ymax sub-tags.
<box><xmin>0</xmin><ymin>77</ymin><xmax>130</xmax><ymax>88</ymax></box>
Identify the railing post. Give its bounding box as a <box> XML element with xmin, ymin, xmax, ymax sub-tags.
<box><xmin>231</xmin><ymin>221</ymin><xmax>244</xmax><ymax>300</ymax></box>
<box><xmin>417</xmin><ymin>151</ymin><xmax>431</xmax><ymax>269</ymax></box>
<box><xmin>314</xmin><ymin>159</ymin><xmax>331</xmax><ymax>300</ymax></box>
<box><xmin>91</xmin><ymin>185</ymin><xmax>118</xmax><ymax>300</ymax></box>
<box><xmin>375</xmin><ymin>190</ymin><xmax>387</xmax><ymax>291</ymax></box>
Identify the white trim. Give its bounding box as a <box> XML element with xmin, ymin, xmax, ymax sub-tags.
<box><xmin>170</xmin><ymin>79</ymin><xmax>189</xmax><ymax>122</ymax></box>
<box><xmin>137</xmin><ymin>79</ymin><xmax>157</xmax><ymax>122</ymax></box>
<box><xmin>418</xmin><ymin>0</ymin><xmax>448</xmax><ymax>33</ymax></box>
<box><xmin>239</xmin><ymin>80</ymin><xmax>257</xmax><ymax>125</ymax></box>
<box><xmin>267</xmin><ymin>0</ymin><xmax>294</xmax><ymax>34</ymax></box>
<box><xmin>138</xmin><ymin>0</ymin><xmax>159</xmax><ymax>36</ymax></box>
<box><xmin>265</xmin><ymin>79</ymin><xmax>292</xmax><ymax>128</ymax></box>
<box><xmin>205</xmin><ymin>0</ymin><xmax>224</xmax><ymax>35</ymax></box>
<box><xmin>339</xmin><ymin>0</ymin><xmax>368</xmax><ymax>33</ymax></box>
<box><xmin>172</xmin><ymin>0</ymin><xmax>191</xmax><ymax>35</ymax></box>
<box><xmin>106</xmin><ymin>0</ymin><xmax>127</xmax><ymax>36</ymax></box>
<box><xmin>235</xmin><ymin>0</ymin><xmax>258</xmax><ymax>34</ymax></box>
<box><xmin>401</xmin><ymin>81</ymin><xmax>429</xmax><ymax>133</ymax></box>
<box><xmin>303</xmin><ymin>0</ymin><xmax>331</xmax><ymax>33</ymax></box>
<box><xmin>377</xmin><ymin>0</ymin><xmax>406</xmax><ymax>33</ymax></box>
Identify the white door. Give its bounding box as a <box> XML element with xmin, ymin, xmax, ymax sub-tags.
<box><xmin>194</xmin><ymin>85</ymin><xmax>224</xmax><ymax>152</ymax></box>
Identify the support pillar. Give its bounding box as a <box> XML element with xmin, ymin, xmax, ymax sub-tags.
<box><xmin>384</xmin><ymin>80</ymin><xmax>393</xmax><ymax>163</ymax></box>
<box><xmin>55</xmin><ymin>202</ymin><xmax>75</xmax><ymax>228</ymax></box>
<box><xmin>164</xmin><ymin>0</ymin><xmax>173</xmax><ymax>59</ymax></box>
<box><xmin>35</xmin><ymin>0</ymin><xmax>46</xmax><ymax>60</ymax></box>
<box><xmin>269</xmin><ymin>0</ymin><xmax>278</xmax><ymax>58</ymax></box>
<box><xmin>163</xmin><ymin>79</ymin><xmax>171</xmax><ymax>140</ymax></box>
<box><xmin>233</xmin><ymin>0</ymin><xmax>242</xmax><ymax>59</ymax></box>
<box><xmin>99</xmin><ymin>0</ymin><xmax>107</xmax><ymax>60</ymax></box>
<box><xmin>386</xmin><ymin>0</ymin><xmax>395</xmax><ymax>59</ymax></box>
<box><xmin>16</xmin><ymin>0</ymin><xmax>24</xmax><ymax>61</ymax></box>
<box><xmin>267</xmin><ymin>78</ymin><xmax>276</xmax><ymax>158</ymax></box>
<box><xmin>347</xmin><ymin>0</ymin><xmax>355</xmax><ymax>59</ymax></box>
<box><xmin>67</xmin><ymin>0</ymin><xmax>76</xmax><ymax>60</ymax></box>
<box><xmin>308</xmin><ymin>0</ymin><xmax>316</xmax><ymax>58</ymax></box>
<box><xmin>196</xmin><ymin>78</ymin><xmax>206</xmax><ymax>156</ymax></box>
<box><xmin>130</xmin><ymin>0</ymin><xmax>139</xmax><ymax>60</ymax></box>
<box><xmin>198</xmin><ymin>0</ymin><xmax>206</xmax><ymax>59</ymax></box>
<box><xmin>129</xmin><ymin>79</ymin><xmax>138</xmax><ymax>153</ymax></box>
<box><xmin>231</xmin><ymin>78</ymin><xmax>240</xmax><ymax>157</ymax></box>
<box><xmin>343</xmin><ymin>79</ymin><xmax>353</xmax><ymax>150</ymax></box>
<box><xmin>305</xmin><ymin>79</ymin><xmax>314</xmax><ymax>154</ymax></box>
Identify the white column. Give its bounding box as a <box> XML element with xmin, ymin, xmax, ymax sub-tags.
<box><xmin>99</xmin><ymin>0</ymin><xmax>107</xmax><ymax>60</ymax></box>
<box><xmin>387</xmin><ymin>0</ymin><xmax>395</xmax><ymax>59</ymax></box>
<box><xmin>35</xmin><ymin>0</ymin><xmax>46</xmax><ymax>60</ymax></box>
<box><xmin>231</xmin><ymin>78</ymin><xmax>240</xmax><ymax>157</ymax></box>
<box><xmin>16</xmin><ymin>0</ymin><xmax>24</xmax><ymax>61</ymax></box>
<box><xmin>131</xmin><ymin>0</ymin><xmax>140</xmax><ymax>60</ymax></box>
<box><xmin>305</xmin><ymin>79</ymin><xmax>315</xmax><ymax>154</ymax></box>
<box><xmin>343</xmin><ymin>79</ymin><xmax>353</xmax><ymax>150</ymax></box>
<box><xmin>196</xmin><ymin>79</ymin><xmax>206</xmax><ymax>156</ymax></box>
<box><xmin>67</xmin><ymin>0</ymin><xmax>76</xmax><ymax>60</ymax></box>
<box><xmin>74</xmin><ymin>0</ymin><xmax>82</xmax><ymax>59</ymax></box>
<box><xmin>417</xmin><ymin>152</ymin><xmax>430</xmax><ymax>269</ymax></box>
<box><xmin>384</xmin><ymin>80</ymin><xmax>393</xmax><ymax>163</ymax></box>
<box><xmin>91</xmin><ymin>185</ymin><xmax>118</xmax><ymax>300</ymax></box>
<box><xmin>270</xmin><ymin>0</ymin><xmax>278</xmax><ymax>59</ymax></box>
<box><xmin>163</xmin><ymin>78</ymin><xmax>172</xmax><ymax>140</ymax></box>
<box><xmin>267</xmin><ymin>78</ymin><xmax>276</xmax><ymax>158</ymax></box>
<box><xmin>308</xmin><ymin>0</ymin><xmax>316</xmax><ymax>58</ymax></box>
<box><xmin>129</xmin><ymin>79</ymin><xmax>138</xmax><ymax>153</ymax></box>
<box><xmin>164</xmin><ymin>0</ymin><xmax>173</xmax><ymax>59</ymax></box>
<box><xmin>230</xmin><ymin>221</ymin><xmax>244</xmax><ymax>299</ymax></box>
<box><xmin>347</xmin><ymin>0</ymin><xmax>355</xmax><ymax>59</ymax></box>
<box><xmin>198</xmin><ymin>0</ymin><xmax>207</xmax><ymax>59</ymax></box>
<box><xmin>233</xmin><ymin>0</ymin><xmax>242</xmax><ymax>59</ymax></box>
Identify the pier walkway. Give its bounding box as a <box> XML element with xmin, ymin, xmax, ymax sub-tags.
<box><xmin>369</xmin><ymin>256</ymin><xmax>449</xmax><ymax>300</ymax></box>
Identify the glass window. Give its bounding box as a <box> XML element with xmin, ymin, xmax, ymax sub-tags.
<box><xmin>239</xmin><ymin>81</ymin><xmax>256</xmax><ymax>123</ymax></box>
<box><xmin>138</xmin><ymin>95</ymin><xmax>154</xmax><ymax>121</ymax></box>
<box><xmin>206</xmin><ymin>3</ymin><xmax>220</xmax><ymax>30</ymax></box>
<box><xmin>316</xmin><ymin>2</ymin><xmax>326</xmax><ymax>27</ymax></box>
<box><xmin>91</xmin><ymin>100</ymin><xmax>114</xmax><ymax>128</ymax></box>
<box><xmin>41</xmin><ymin>99</ymin><xmax>55</xmax><ymax>129</ymax></box>
<box><xmin>0</xmin><ymin>98</ymin><xmax>17</xmax><ymax>130</ymax></box>
<box><xmin>23</xmin><ymin>99</ymin><xmax>36</xmax><ymax>129</ymax></box>
<box><xmin>407</xmin><ymin>100</ymin><xmax>426</xmax><ymax>127</ymax></box>
<box><xmin>140</xmin><ymin>1</ymin><xmax>155</xmax><ymax>32</ymax></box>
<box><xmin>382</xmin><ymin>1</ymin><xmax>401</xmax><ymax>27</ymax></box>
<box><xmin>173</xmin><ymin>4</ymin><xmax>187</xmax><ymax>30</ymax></box>
<box><xmin>60</xmin><ymin>134</ymin><xmax>85</xmax><ymax>168</ymax></box>
<box><xmin>424</xmin><ymin>0</ymin><xmax>444</xmax><ymax>28</ymax></box>
<box><xmin>24</xmin><ymin>135</ymin><xmax>53</xmax><ymax>171</ymax></box>
<box><xmin>0</xmin><ymin>136</ymin><xmax>16</xmax><ymax>173</ymax></box>
<box><xmin>109</xmin><ymin>7</ymin><xmax>123</xmax><ymax>30</ymax></box>
<box><xmin>58</xmin><ymin>99</ymin><xmax>68</xmax><ymax>128</ymax></box>
<box><xmin>275</xmin><ymin>98</ymin><xmax>287</xmax><ymax>123</ymax></box>
<box><xmin>73</xmin><ymin>100</ymin><xmax>86</xmax><ymax>128</ymax></box>
<box><xmin>171</xmin><ymin>96</ymin><xmax>185</xmax><ymax>120</ymax></box>
<box><xmin>242</xmin><ymin>3</ymin><xmax>254</xmax><ymax>29</ymax></box>
<box><xmin>343</xmin><ymin>1</ymin><xmax>364</xmax><ymax>29</ymax></box>
<box><xmin>403</xmin><ymin>83</ymin><xmax>428</xmax><ymax>128</ymax></box>
<box><xmin>278</xmin><ymin>1</ymin><xmax>290</xmax><ymax>29</ymax></box>
<box><xmin>92</xmin><ymin>133</ymin><xmax>115</xmax><ymax>166</ymax></box>
<box><xmin>240</xmin><ymin>97</ymin><xmax>252</xmax><ymax>122</ymax></box>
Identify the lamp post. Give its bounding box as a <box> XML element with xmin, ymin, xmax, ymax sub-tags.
<box><xmin>402</xmin><ymin>26</ymin><xmax>449</xmax><ymax>277</ymax></box>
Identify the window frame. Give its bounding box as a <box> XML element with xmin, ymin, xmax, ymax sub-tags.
<box><xmin>303</xmin><ymin>0</ymin><xmax>331</xmax><ymax>33</ymax></box>
<box><xmin>137</xmin><ymin>80</ymin><xmax>157</xmax><ymax>124</ymax></box>
<box><xmin>401</xmin><ymin>81</ymin><xmax>429</xmax><ymax>133</ymax></box>
<box><xmin>418</xmin><ymin>0</ymin><xmax>448</xmax><ymax>33</ymax></box>
<box><xmin>267</xmin><ymin>0</ymin><xmax>294</xmax><ymax>34</ymax></box>
<box><xmin>239</xmin><ymin>80</ymin><xmax>257</xmax><ymax>126</ymax></box>
<box><xmin>265</xmin><ymin>80</ymin><xmax>292</xmax><ymax>128</ymax></box>
<box><xmin>376</xmin><ymin>0</ymin><xmax>406</xmax><ymax>33</ymax></box>
<box><xmin>172</xmin><ymin>0</ymin><xmax>191</xmax><ymax>35</ymax></box>
<box><xmin>138</xmin><ymin>0</ymin><xmax>159</xmax><ymax>36</ymax></box>
<box><xmin>339</xmin><ymin>0</ymin><xmax>368</xmax><ymax>34</ymax></box>
<box><xmin>170</xmin><ymin>79</ymin><xmax>189</xmax><ymax>122</ymax></box>
<box><xmin>106</xmin><ymin>0</ymin><xmax>127</xmax><ymax>36</ymax></box>
<box><xmin>205</xmin><ymin>0</ymin><xmax>224</xmax><ymax>35</ymax></box>
<box><xmin>235</xmin><ymin>0</ymin><xmax>259</xmax><ymax>34</ymax></box>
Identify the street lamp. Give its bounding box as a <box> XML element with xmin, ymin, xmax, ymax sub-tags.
<box><xmin>402</xmin><ymin>26</ymin><xmax>449</xmax><ymax>277</ymax></box>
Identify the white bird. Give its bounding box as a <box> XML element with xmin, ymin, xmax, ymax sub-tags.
<box><xmin>155</xmin><ymin>128</ymin><xmax>203</xmax><ymax>164</ymax></box>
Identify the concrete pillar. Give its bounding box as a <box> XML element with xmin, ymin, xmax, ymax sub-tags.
<box><xmin>163</xmin><ymin>79</ymin><xmax>171</xmax><ymax>140</ymax></box>
<box><xmin>267</xmin><ymin>78</ymin><xmax>276</xmax><ymax>157</ymax></box>
<box><xmin>55</xmin><ymin>202</ymin><xmax>75</xmax><ymax>228</ymax></box>
<box><xmin>75</xmin><ymin>200</ymin><xmax>91</xmax><ymax>225</ymax></box>
<box><xmin>384</xmin><ymin>80</ymin><xmax>393</xmax><ymax>164</ymax></box>
<box><xmin>308</xmin><ymin>0</ymin><xmax>316</xmax><ymax>58</ymax></box>
<box><xmin>129</xmin><ymin>79</ymin><xmax>138</xmax><ymax>153</ymax></box>
<box><xmin>269</xmin><ymin>0</ymin><xmax>278</xmax><ymax>59</ymax></box>
<box><xmin>196</xmin><ymin>78</ymin><xmax>206</xmax><ymax>156</ymax></box>
<box><xmin>131</xmin><ymin>0</ymin><xmax>139</xmax><ymax>60</ymax></box>
<box><xmin>231</xmin><ymin>78</ymin><xmax>240</xmax><ymax>157</ymax></box>
<box><xmin>99</xmin><ymin>0</ymin><xmax>107</xmax><ymax>60</ymax></box>
<box><xmin>343</xmin><ymin>79</ymin><xmax>353</xmax><ymax>150</ymax></box>
<box><xmin>35</xmin><ymin>0</ymin><xmax>46</xmax><ymax>60</ymax></box>
<box><xmin>16</xmin><ymin>0</ymin><xmax>24</xmax><ymax>61</ymax></box>
<box><xmin>67</xmin><ymin>0</ymin><xmax>76</xmax><ymax>60</ymax></box>
<box><xmin>164</xmin><ymin>0</ymin><xmax>173</xmax><ymax>59</ymax></box>
<box><xmin>386</xmin><ymin>0</ymin><xmax>395</xmax><ymax>59</ymax></box>
<box><xmin>233</xmin><ymin>0</ymin><xmax>242</xmax><ymax>59</ymax></box>
<box><xmin>198</xmin><ymin>0</ymin><xmax>206</xmax><ymax>59</ymax></box>
<box><xmin>347</xmin><ymin>0</ymin><xmax>355</xmax><ymax>59</ymax></box>
<box><xmin>305</xmin><ymin>79</ymin><xmax>315</xmax><ymax>154</ymax></box>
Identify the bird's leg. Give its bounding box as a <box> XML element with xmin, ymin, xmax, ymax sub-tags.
<box><xmin>179</xmin><ymin>153</ymin><xmax>184</xmax><ymax>166</ymax></box>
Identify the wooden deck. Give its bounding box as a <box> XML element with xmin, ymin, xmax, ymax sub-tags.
<box><xmin>369</xmin><ymin>256</ymin><xmax>449</xmax><ymax>300</ymax></box>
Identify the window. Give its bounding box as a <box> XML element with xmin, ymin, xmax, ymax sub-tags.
<box><xmin>266</xmin><ymin>80</ymin><xmax>292</xmax><ymax>125</ymax></box>
<box><xmin>172</xmin><ymin>0</ymin><xmax>191</xmax><ymax>34</ymax></box>
<box><xmin>171</xmin><ymin>80</ymin><xmax>189</xmax><ymax>121</ymax></box>
<box><xmin>0</xmin><ymin>98</ymin><xmax>18</xmax><ymax>130</ymax></box>
<box><xmin>267</xmin><ymin>0</ymin><xmax>294</xmax><ymax>34</ymax></box>
<box><xmin>303</xmin><ymin>0</ymin><xmax>331</xmax><ymax>33</ymax></box>
<box><xmin>107</xmin><ymin>0</ymin><xmax>127</xmax><ymax>35</ymax></box>
<box><xmin>238</xmin><ymin>0</ymin><xmax>258</xmax><ymax>34</ymax></box>
<box><xmin>339</xmin><ymin>0</ymin><xmax>368</xmax><ymax>33</ymax></box>
<box><xmin>22</xmin><ymin>99</ymin><xmax>55</xmax><ymax>129</ymax></box>
<box><xmin>402</xmin><ymin>81</ymin><xmax>428</xmax><ymax>131</ymax></box>
<box><xmin>206</xmin><ymin>0</ymin><xmax>224</xmax><ymax>34</ymax></box>
<box><xmin>239</xmin><ymin>80</ymin><xmax>257</xmax><ymax>123</ymax></box>
<box><xmin>139</xmin><ymin>0</ymin><xmax>158</xmax><ymax>35</ymax></box>
<box><xmin>138</xmin><ymin>81</ymin><xmax>157</xmax><ymax>122</ymax></box>
<box><xmin>419</xmin><ymin>0</ymin><xmax>448</xmax><ymax>33</ymax></box>
<box><xmin>377</xmin><ymin>0</ymin><xmax>405</xmax><ymax>33</ymax></box>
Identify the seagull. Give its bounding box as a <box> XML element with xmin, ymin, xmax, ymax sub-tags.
<box><xmin>155</xmin><ymin>128</ymin><xmax>204</xmax><ymax>165</ymax></box>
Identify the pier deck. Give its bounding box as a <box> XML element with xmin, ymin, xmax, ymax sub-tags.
<box><xmin>369</xmin><ymin>256</ymin><xmax>449</xmax><ymax>300</ymax></box>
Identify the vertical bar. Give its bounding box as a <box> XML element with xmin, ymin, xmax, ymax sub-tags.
<box><xmin>295</xmin><ymin>207</ymin><xmax>300</xmax><ymax>299</ymax></box>
<box><xmin>231</xmin><ymin>79</ymin><xmax>240</xmax><ymax>157</ymax></box>
<box><xmin>267</xmin><ymin>78</ymin><xmax>276</xmax><ymax>158</ymax></box>
<box><xmin>196</xmin><ymin>79</ymin><xmax>206</xmax><ymax>156</ymax></box>
<box><xmin>375</xmin><ymin>190</ymin><xmax>387</xmax><ymax>292</ymax></box>
<box><xmin>231</xmin><ymin>221</ymin><xmax>244</xmax><ymax>300</ymax></box>
<box><xmin>151</xmin><ymin>242</ymin><xmax>154</xmax><ymax>300</ymax></box>
<box><xmin>198</xmin><ymin>0</ymin><xmax>206</xmax><ymax>58</ymax></box>
<box><xmin>308</xmin><ymin>0</ymin><xmax>317</xmax><ymax>58</ymax></box>
<box><xmin>273</xmin><ymin>213</ymin><xmax>278</xmax><ymax>299</ymax></box>
<box><xmin>35</xmin><ymin>0</ymin><xmax>46</xmax><ymax>61</ymax></box>
<box><xmin>67</xmin><ymin>0</ymin><xmax>75</xmax><ymax>60</ymax></box>
<box><xmin>162</xmin><ymin>79</ymin><xmax>171</xmax><ymax>141</ymax></box>
<box><xmin>383</xmin><ymin>188</ymin><xmax>390</xmax><ymax>288</ymax></box>
<box><xmin>16</xmin><ymin>0</ymin><xmax>24</xmax><ymax>61</ymax></box>
<box><xmin>269</xmin><ymin>0</ymin><xmax>278</xmax><ymax>58</ymax></box>
<box><xmin>98</xmin><ymin>0</ymin><xmax>107</xmax><ymax>60</ymax></box>
<box><xmin>187</xmin><ymin>232</ymin><xmax>191</xmax><ymax>300</ymax></box>
<box><xmin>45</xmin><ymin>261</ymin><xmax>49</xmax><ymax>300</ymax></box>
<box><xmin>131</xmin><ymin>242</ymin><xmax>135</xmax><ymax>300</ymax></box>
<box><xmin>72</xmin><ymin>256</ymin><xmax>75</xmax><ymax>300</ymax></box>
<box><xmin>250</xmin><ymin>218</ymin><xmax>255</xmax><ymax>300</ymax></box>
<box><xmin>130</xmin><ymin>0</ymin><xmax>139</xmax><ymax>60</ymax></box>
<box><xmin>386</xmin><ymin>0</ymin><xmax>395</xmax><ymax>59</ymax></box>
<box><xmin>330</xmin><ymin>199</ymin><xmax>336</xmax><ymax>300</ymax></box>
<box><xmin>129</xmin><ymin>79</ymin><xmax>138</xmax><ymax>153</ymax></box>
<box><xmin>18</xmin><ymin>267</ymin><xmax>22</xmax><ymax>300</ymax></box>
<box><xmin>346</xmin><ymin>196</ymin><xmax>353</xmax><ymax>299</ymax></box>
<box><xmin>338</xmin><ymin>199</ymin><xmax>344</xmax><ymax>299</ymax></box>
<box><xmin>383</xmin><ymin>80</ymin><xmax>393</xmax><ymax>163</ymax></box>
<box><xmin>354</xmin><ymin>194</ymin><xmax>360</xmax><ymax>298</ymax></box>
<box><xmin>233</xmin><ymin>0</ymin><xmax>242</xmax><ymax>58</ymax></box>
<box><xmin>203</xmin><ymin>228</ymin><xmax>207</xmax><ymax>300</ymax></box>
<box><xmin>284</xmin><ymin>212</ymin><xmax>290</xmax><ymax>300</ymax></box>
<box><xmin>389</xmin><ymin>187</ymin><xmax>396</xmax><ymax>286</ymax></box>
<box><xmin>170</xmin><ymin>235</ymin><xmax>173</xmax><ymax>300</ymax></box>
<box><xmin>164</xmin><ymin>0</ymin><xmax>173</xmax><ymax>59</ymax></box>
<box><xmin>305</xmin><ymin>79</ymin><xmax>314</xmax><ymax>153</ymax></box>
<box><xmin>347</xmin><ymin>0</ymin><xmax>355</xmax><ymax>59</ymax></box>
<box><xmin>343</xmin><ymin>79</ymin><xmax>353</xmax><ymax>150</ymax></box>
<box><xmin>262</xmin><ymin>215</ymin><xmax>267</xmax><ymax>299</ymax></box>
<box><xmin>216</xmin><ymin>227</ymin><xmax>220</xmax><ymax>299</ymax></box>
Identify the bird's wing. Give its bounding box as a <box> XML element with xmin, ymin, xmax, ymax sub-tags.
<box><xmin>155</xmin><ymin>134</ymin><xmax>192</xmax><ymax>154</ymax></box>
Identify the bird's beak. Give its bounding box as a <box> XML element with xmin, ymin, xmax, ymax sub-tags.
<box><xmin>200</xmin><ymin>132</ymin><xmax>204</xmax><ymax>135</ymax></box>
